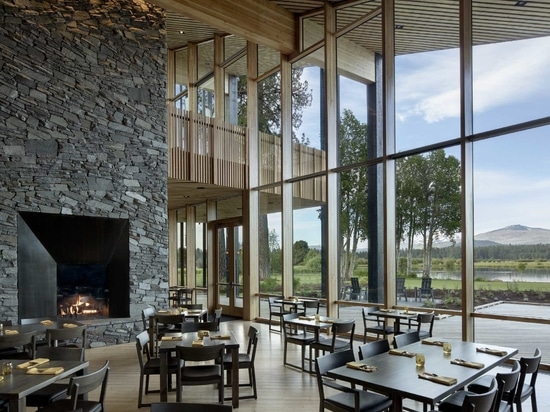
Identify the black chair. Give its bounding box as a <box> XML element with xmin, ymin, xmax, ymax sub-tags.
<box><xmin>415</xmin><ymin>277</ymin><xmax>435</xmax><ymax>302</ymax></box>
<box><xmin>46</xmin><ymin>324</ymin><xmax>87</xmax><ymax>349</ymax></box>
<box><xmin>397</xmin><ymin>277</ymin><xmax>408</xmax><ymax>301</ymax></box>
<box><xmin>175</xmin><ymin>343</ymin><xmax>225</xmax><ymax>404</ymax></box>
<box><xmin>0</xmin><ymin>330</ymin><xmax>35</xmax><ymax>360</ymax></box>
<box><xmin>20</xmin><ymin>317</ymin><xmax>56</xmax><ymax>347</ymax></box>
<box><xmin>222</xmin><ymin>325</ymin><xmax>259</xmax><ymax>400</ymax></box>
<box><xmin>181</xmin><ymin>321</ymin><xmax>219</xmax><ymax>333</ymax></box>
<box><xmin>282</xmin><ymin>312</ymin><xmax>315</xmax><ymax>371</ymax></box>
<box><xmin>357</xmin><ymin>339</ymin><xmax>390</xmax><ymax>361</ymax></box>
<box><xmin>315</xmin><ymin>349</ymin><xmax>393</xmax><ymax>412</ymax></box>
<box><xmin>350</xmin><ymin>277</ymin><xmax>364</xmax><ymax>300</ymax></box>
<box><xmin>434</xmin><ymin>377</ymin><xmax>497</xmax><ymax>412</ymax></box>
<box><xmin>268</xmin><ymin>296</ymin><xmax>287</xmax><ymax>333</ymax></box>
<box><xmin>400</xmin><ymin>313</ymin><xmax>435</xmax><ymax>339</ymax></box>
<box><xmin>151</xmin><ymin>402</ymin><xmax>232</xmax><ymax>412</ymax></box>
<box><xmin>25</xmin><ymin>346</ymin><xmax>86</xmax><ymax>408</ymax></box>
<box><xmin>303</xmin><ymin>299</ymin><xmax>320</xmax><ymax>316</ymax></box>
<box><xmin>362</xmin><ymin>307</ymin><xmax>394</xmax><ymax>342</ymax></box>
<box><xmin>210</xmin><ymin>308</ymin><xmax>223</xmax><ymax>330</ymax></box>
<box><xmin>393</xmin><ymin>331</ymin><xmax>420</xmax><ymax>348</ymax></box>
<box><xmin>155</xmin><ymin>313</ymin><xmax>184</xmax><ymax>336</ymax></box>
<box><xmin>38</xmin><ymin>360</ymin><xmax>110</xmax><ymax>412</ymax></box>
<box><xmin>141</xmin><ymin>307</ymin><xmax>156</xmax><ymax>331</ymax></box>
<box><xmin>456</xmin><ymin>360</ymin><xmax>520</xmax><ymax>412</ymax></box>
<box><xmin>309</xmin><ymin>320</ymin><xmax>355</xmax><ymax>372</ymax></box>
<box><xmin>135</xmin><ymin>330</ymin><xmax>179</xmax><ymax>408</ymax></box>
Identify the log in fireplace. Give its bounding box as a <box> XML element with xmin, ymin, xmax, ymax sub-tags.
<box><xmin>17</xmin><ymin>212</ymin><xmax>130</xmax><ymax>320</ymax></box>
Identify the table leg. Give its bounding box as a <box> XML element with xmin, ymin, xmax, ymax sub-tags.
<box><xmin>231</xmin><ymin>347</ymin><xmax>239</xmax><ymax>408</ymax></box>
<box><xmin>9</xmin><ymin>397</ymin><xmax>25</xmax><ymax>412</ymax></box>
<box><xmin>159</xmin><ymin>351</ymin><xmax>168</xmax><ymax>402</ymax></box>
<box><xmin>392</xmin><ymin>396</ymin><xmax>403</xmax><ymax>412</ymax></box>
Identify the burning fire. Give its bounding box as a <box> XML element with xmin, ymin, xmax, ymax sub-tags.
<box><xmin>58</xmin><ymin>294</ymin><xmax>104</xmax><ymax>317</ymax></box>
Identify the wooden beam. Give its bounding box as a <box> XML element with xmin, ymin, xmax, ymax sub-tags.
<box><xmin>149</xmin><ymin>0</ymin><xmax>297</xmax><ymax>55</ymax></box>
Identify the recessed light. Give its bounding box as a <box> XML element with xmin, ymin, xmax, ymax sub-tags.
<box><xmin>179</xmin><ymin>30</ymin><xmax>185</xmax><ymax>34</ymax></box>
<box><xmin>515</xmin><ymin>1</ymin><xmax>527</xmax><ymax>5</ymax></box>
<box><xmin>395</xmin><ymin>25</ymin><xmax>404</xmax><ymax>30</ymax></box>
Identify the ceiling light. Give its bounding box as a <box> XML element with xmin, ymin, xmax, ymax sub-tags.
<box><xmin>395</xmin><ymin>25</ymin><xmax>404</xmax><ymax>30</ymax></box>
<box><xmin>515</xmin><ymin>1</ymin><xmax>527</xmax><ymax>5</ymax></box>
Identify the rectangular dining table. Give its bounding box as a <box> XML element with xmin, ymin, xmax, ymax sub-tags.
<box><xmin>0</xmin><ymin>358</ymin><xmax>89</xmax><ymax>412</ymax></box>
<box><xmin>327</xmin><ymin>338</ymin><xmax>517</xmax><ymax>412</ymax></box>
<box><xmin>371</xmin><ymin>309</ymin><xmax>417</xmax><ymax>334</ymax></box>
<box><xmin>159</xmin><ymin>330</ymin><xmax>241</xmax><ymax>408</ymax></box>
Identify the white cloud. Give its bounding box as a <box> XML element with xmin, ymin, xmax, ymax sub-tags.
<box><xmin>396</xmin><ymin>36</ymin><xmax>550</xmax><ymax>124</ymax></box>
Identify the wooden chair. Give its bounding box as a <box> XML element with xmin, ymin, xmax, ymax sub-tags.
<box><xmin>181</xmin><ymin>321</ymin><xmax>219</xmax><ymax>333</ymax></box>
<box><xmin>38</xmin><ymin>360</ymin><xmax>110</xmax><ymax>412</ymax></box>
<box><xmin>0</xmin><ymin>330</ymin><xmax>35</xmax><ymax>360</ymax></box>
<box><xmin>151</xmin><ymin>402</ymin><xmax>232</xmax><ymax>412</ymax></box>
<box><xmin>393</xmin><ymin>331</ymin><xmax>420</xmax><ymax>348</ymax></box>
<box><xmin>309</xmin><ymin>320</ymin><xmax>355</xmax><ymax>372</ymax></box>
<box><xmin>434</xmin><ymin>377</ymin><xmax>497</xmax><ymax>412</ymax></box>
<box><xmin>46</xmin><ymin>324</ymin><xmax>87</xmax><ymax>349</ymax></box>
<box><xmin>444</xmin><ymin>360</ymin><xmax>521</xmax><ymax>412</ymax></box>
<box><xmin>303</xmin><ymin>299</ymin><xmax>320</xmax><ymax>316</ymax></box>
<box><xmin>350</xmin><ymin>277</ymin><xmax>363</xmax><ymax>300</ymax></box>
<box><xmin>222</xmin><ymin>325</ymin><xmax>259</xmax><ymax>400</ymax></box>
<box><xmin>211</xmin><ymin>308</ymin><xmax>223</xmax><ymax>330</ymax></box>
<box><xmin>135</xmin><ymin>330</ymin><xmax>179</xmax><ymax>408</ymax></box>
<box><xmin>25</xmin><ymin>346</ymin><xmax>86</xmax><ymax>408</ymax></box>
<box><xmin>282</xmin><ymin>312</ymin><xmax>315</xmax><ymax>371</ymax></box>
<box><xmin>357</xmin><ymin>339</ymin><xmax>390</xmax><ymax>361</ymax></box>
<box><xmin>362</xmin><ymin>306</ymin><xmax>394</xmax><ymax>342</ymax></box>
<box><xmin>268</xmin><ymin>296</ymin><xmax>287</xmax><ymax>333</ymax></box>
<box><xmin>396</xmin><ymin>277</ymin><xmax>408</xmax><ymax>301</ymax></box>
<box><xmin>415</xmin><ymin>277</ymin><xmax>435</xmax><ymax>302</ymax></box>
<box><xmin>175</xmin><ymin>344</ymin><xmax>225</xmax><ymax>404</ymax></box>
<box><xmin>400</xmin><ymin>313</ymin><xmax>435</xmax><ymax>339</ymax></box>
<box><xmin>315</xmin><ymin>349</ymin><xmax>393</xmax><ymax>412</ymax></box>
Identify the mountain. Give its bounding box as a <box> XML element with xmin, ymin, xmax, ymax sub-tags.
<box><xmin>474</xmin><ymin>224</ymin><xmax>550</xmax><ymax>245</ymax></box>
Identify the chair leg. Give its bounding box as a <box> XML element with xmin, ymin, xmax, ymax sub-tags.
<box><xmin>531</xmin><ymin>391</ymin><xmax>538</xmax><ymax>412</ymax></box>
<box><xmin>145</xmin><ymin>374</ymin><xmax>150</xmax><ymax>394</ymax></box>
<box><xmin>138</xmin><ymin>374</ymin><xmax>144</xmax><ymax>407</ymax></box>
<box><xmin>250</xmin><ymin>366</ymin><xmax>257</xmax><ymax>399</ymax></box>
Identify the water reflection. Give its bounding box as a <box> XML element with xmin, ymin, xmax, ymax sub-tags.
<box><xmin>430</xmin><ymin>268</ymin><xmax>550</xmax><ymax>283</ymax></box>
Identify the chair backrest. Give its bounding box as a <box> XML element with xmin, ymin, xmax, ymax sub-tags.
<box><xmin>351</xmin><ymin>277</ymin><xmax>361</xmax><ymax>293</ymax></box>
<box><xmin>268</xmin><ymin>296</ymin><xmax>283</xmax><ymax>309</ymax></box>
<box><xmin>46</xmin><ymin>325</ymin><xmax>87</xmax><ymax>348</ymax></box>
<box><xmin>362</xmin><ymin>306</ymin><xmax>380</xmax><ymax>324</ymax></box>
<box><xmin>246</xmin><ymin>326</ymin><xmax>259</xmax><ymax>360</ymax></box>
<box><xmin>36</xmin><ymin>346</ymin><xmax>85</xmax><ymax>362</ymax></box>
<box><xmin>186</xmin><ymin>303</ymin><xmax>203</xmax><ymax>310</ymax></box>
<box><xmin>494</xmin><ymin>360</ymin><xmax>521</xmax><ymax>410</ymax></box>
<box><xmin>142</xmin><ymin>307</ymin><xmax>156</xmax><ymax>330</ymax></box>
<box><xmin>315</xmin><ymin>350</ymin><xmax>355</xmax><ymax>402</ymax></box>
<box><xmin>281</xmin><ymin>312</ymin><xmax>300</xmax><ymax>338</ymax></box>
<box><xmin>396</xmin><ymin>277</ymin><xmax>406</xmax><ymax>291</ymax></box>
<box><xmin>303</xmin><ymin>299</ymin><xmax>320</xmax><ymax>315</ymax></box>
<box><xmin>175</xmin><ymin>343</ymin><xmax>225</xmax><ymax>364</ymax></box>
<box><xmin>328</xmin><ymin>320</ymin><xmax>355</xmax><ymax>350</ymax></box>
<box><xmin>415</xmin><ymin>313</ymin><xmax>435</xmax><ymax>336</ymax></box>
<box><xmin>358</xmin><ymin>339</ymin><xmax>390</xmax><ymax>360</ymax></box>
<box><xmin>136</xmin><ymin>330</ymin><xmax>152</xmax><ymax>368</ymax></box>
<box><xmin>515</xmin><ymin>347</ymin><xmax>542</xmax><ymax>403</ymax></box>
<box><xmin>463</xmin><ymin>377</ymin><xmax>497</xmax><ymax>412</ymax></box>
<box><xmin>213</xmin><ymin>308</ymin><xmax>223</xmax><ymax>329</ymax></box>
<box><xmin>394</xmin><ymin>331</ymin><xmax>420</xmax><ymax>348</ymax></box>
<box><xmin>151</xmin><ymin>402</ymin><xmax>233</xmax><ymax>412</ymax></box>
<box><xmin>155</xmin><ymin>314</ymin><xmax>183</xmax><ymax>329</ymax></box>
<box><xmin>67</xmin><ymin>360</ymin><xmax>110</xmax><ymax>411</ymax></box>
<box><xmin>421</xmin><ymin>277</ymin><xmax>432</xmax><ymax>290</ymax></box>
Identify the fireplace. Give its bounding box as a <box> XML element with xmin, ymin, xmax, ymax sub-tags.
<box><xmin>18</xmin><ymin>212</ymin><xmax>130</xmax><ymax>320</ymax></box>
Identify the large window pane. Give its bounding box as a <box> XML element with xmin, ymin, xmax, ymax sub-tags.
<box><xmin>472</xmin><ymin>1</ymin><xmax>550</xmax><ymax>133</ymax></box>
<box><xmin>395</xmin><ymin>1</ymin><xmax>460</xmax><ymax>152</ymax></box>
<box><xmin>293</xmin><ymin>176</ymin><xmax>326</xmax><ymax>298</ymax></box>
<box><xmin>395</xmin><ymin>147</ymin><xmax>462</xmax><ymax>309</ymax></box>
<box><xmin>258</xmin><ymin>71</ymin><xmax>282</xmax><ymax>185</ymax></box>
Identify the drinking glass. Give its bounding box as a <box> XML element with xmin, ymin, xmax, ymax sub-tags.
<box><xmin>443</xmin><ymin>342</ymin><xmax>452</xmax><ymax>354</ymax></box>
<box><xmin>415</xmin><ymin>353</ymin><xmax>425</xmax><ymax>367</ymax></box>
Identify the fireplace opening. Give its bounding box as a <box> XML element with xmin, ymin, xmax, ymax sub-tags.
<box><xmin>57</xmin><ymin>264</ymin><xmax>110</xmax><ymax>319</ymax></box>
<box><xmin>18</xmin><ymin>212</ymin><xmax>130</xmax><ymax>321</ymax></box>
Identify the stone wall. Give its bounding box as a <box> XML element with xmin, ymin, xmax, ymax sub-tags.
<box><xmin>0</xmin><ymin>0</ymin><xmax>170</xmax><ymax>339</ymax></box>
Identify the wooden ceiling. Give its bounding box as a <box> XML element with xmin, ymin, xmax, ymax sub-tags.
<box><xmin>160</xmin><ymin>0</ymin><xmax>550</xmax><ymax>211</ymax></box>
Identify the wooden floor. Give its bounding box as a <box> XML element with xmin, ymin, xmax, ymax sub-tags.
<box><xmin>41</xmin><ymin>319</ymin><xmax>549</xmax><ymax>412</ymax></box>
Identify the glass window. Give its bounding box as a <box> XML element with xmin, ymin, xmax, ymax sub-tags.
<box><xmin>394</xmin><ymin>1</ymin><xmax>460</xmax><ymax>152</ymax></box>
<box><xmin>174</xmin><ymin>48</ymin><xmax>188</xmax><ymax>110</ymax></box>
<box><xmin>395</xmin><ymin>147</ymin><xmax>462</xmax><ymax>308</ymax></box>
<box><xmin>258</xmin><ymin>71</ymin><xmax>282</xmax><ymax>185</ymax></box>
<box><xmin>472</xmin><ymin>1</ymin><xmax>550</xmax><ymax>133</ymax></box>
<box><xmin>292</xmin><ymin>50</ymin><xmax>324</xmax><ymax>177</ymax></box>
<box><xmin>225</xmin><ymin>55</ymin><xmax>247</xmax><ymax>126</ymax></box>
<box><xmin>293</xmin><ymin>176</ymin><xmax>326</xmax><ymax>298</ymax></box>
<box><xmin>259</xmin><ymin>188</ymin><xmax>283</xmax><ymax>301</ymax></box>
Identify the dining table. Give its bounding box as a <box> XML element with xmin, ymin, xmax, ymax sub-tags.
<box><xmin>158</xmin><ymin>329</ymin><xmax>241</xmax><ymax>408</ymax></box>
<box><xmin>371</xmin><ymin>308</ymin><xmax>417</xmax><ymax>334</ymax></box>
<box><xmin>274</xmin><ymin>298</ymin><xmax>306</xmax><ymax>313</ymax></box>
<box><xmin>326</xmin><ymin>338</ymin><xmax>517</xmax><ymax>412</ymax></box>
<box><xmin>0</xmin><ymin>358</ymin><xmax>89</xmax><ymax>412</ymax></box>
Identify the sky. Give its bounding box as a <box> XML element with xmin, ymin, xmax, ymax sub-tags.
<box><xmin>279</xmin><ymin>35</ymin><xmax>550</xmax><ymax>247</ymax></box>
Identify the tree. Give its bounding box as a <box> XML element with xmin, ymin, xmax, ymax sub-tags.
<box><xmin>293</xmin><ymin>240</ymin><xmax>310</xmax><ymax>265</ymax></box>
<box><xmin>396</xmin><ymin>150</ymin><xmax>461</xmax><ymax>278</ymax></box>
<box><xmin>339</xmin><ymin>109</ymin><xmax>369</xmax><ymax>280</ymax></box>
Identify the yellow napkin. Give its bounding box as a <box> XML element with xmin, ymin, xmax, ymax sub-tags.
<box><xmin>17</xmin><ymin>358</ymin><xmax>50</xmax><ymax>369</ymax></box>
<box><xmin>191</xmin><ymin>340</ymin><xmax>204</xmax><ymax>347</ymax></box>
<box><xmin>298</xmin><ymin>315</ymin><xmax>315</xmax><ymax>321</ymax></box>
<box><xmin>451</xmin><ymin>359</ymin><xmax>485</xmax><ymax>369</ymax></box>
<box><xmin>346</xmin><ymin>361</ymin><xmax>378</xmax><ymax>372</ymax></box>
<box><xmin>4</xmin><ymin>329</ymin><xmax>18</xmax><ymax>335</ymax></box>
<box><xmin>422</xmin><ymin>339</ymin><xmax>445</xmax><ymax>346</ymax></box>
<box><xmin>389</xmin><ymin>349</ymin><xmax>416</xmax><ymax>357</ymax></box>
<box><xmin>418</xmin><ymin>372</ymin><xmax>457</xmax><ymax>386</ymax></box>
<box><xmin>476</xmin><ymin>347</ymin><xmax>507</xmax><ymax>356</ymax></box>
<box><xmin>40</xmin><ymin>320</ymin><xmax>54</xmax><ymax>326</ymax></box>
<box><xmin>27</xmin><ymin>367</ymin><xmax>64</xmax><ymax>375</ymax></box>
<box><xmin>210</xmin><ymin>334</ymin><xmax>231</xmax><ymax>340</ymax></box>
<box><xmin>63</xmin><ymin>323</ymin><xmax>77</xmax><ymax>328</ymax></box>
<box><xmin>161</xmin><ymin>336</ymin><xmax>181</xmax><ymax>341</ymax></box>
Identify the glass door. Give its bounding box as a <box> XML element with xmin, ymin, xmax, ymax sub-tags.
<box><xmin>216</xmin><ymin>221</ymin><xmax>243</xmax><ymax>317</ymax></box>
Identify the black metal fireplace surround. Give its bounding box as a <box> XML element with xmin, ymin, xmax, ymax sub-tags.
<box><xmin>17</xmin><ymin>212</ymin><xmax>130</xmax><ymax>321</ymax></box>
